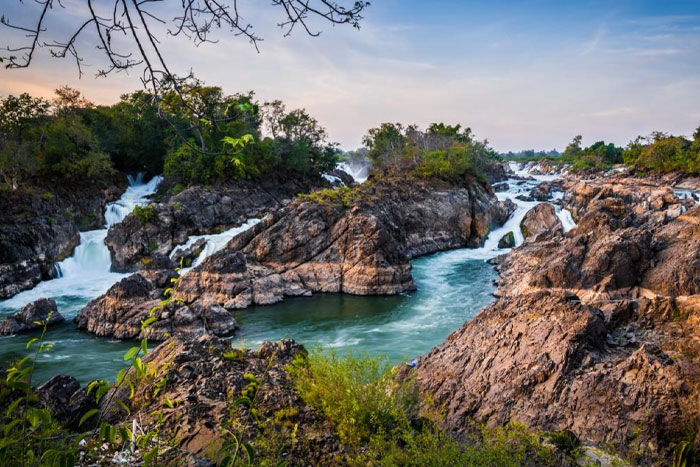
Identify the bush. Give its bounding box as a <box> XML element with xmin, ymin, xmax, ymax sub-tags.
<box><xmin>290</xmin><ymin>350</ymin><xmax>559</xmax><ymax>466</ymax></box>
<box><xmin>132</xmin><ymin>205</ymin><xmax>156</xmax><ymax>224</ymax></box>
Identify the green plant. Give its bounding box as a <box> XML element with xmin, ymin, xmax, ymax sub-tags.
<box><xmin>133</xmin><ymin>205</ymin><xmax>156</xmax><ymax>224</ymax></box>
<box><xmin>41</xmin><ymin>191</ymin><xmax>53</xmax><ymax>201</ymax></box>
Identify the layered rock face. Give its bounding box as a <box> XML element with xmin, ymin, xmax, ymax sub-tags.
<box><xmin>105</xmin><ymin>174</ymin><xmax>332</xmax><ymax>271</ymax></box>
<box><xmin>175</xmin><ymin>179</ymin><xmax>513</xmax><ymax>309</ymax></box>
<box><xmin>74</xmin><ymin>270</ymin><xmax>238</xmax><ymax>341</ymax></box>
<box><xmin>102</xmin><ymin>336</ymin><xmax>344</xmax><ymax>464</ymax></box>
<box><xmin>0</xmin><ymin>182</ymin><xmax>124</xmax><ymax>298</ymax></box>
<box><xmin>0</xmin><ymin>298</ymin><xmax>64</xmax><ymax>335</ymax></box>
<box><xmin>415</xmin><ymin>177</ymin><xmax>699</xmax><ymax>461</ymax></box>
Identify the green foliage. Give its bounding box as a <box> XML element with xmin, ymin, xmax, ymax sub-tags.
<box><xmin>363</xmin><ymin>122</ymin><xmax>498</xmax><ymax>180</ymax></box>
<box><xmin>132</xmin><ymin>204</ymin><xmax>156</xmax><ymax>224</ymax></box>
<box><xmin>559</xmin><ymin>136</ymin><xmax>623</xmax><ymax>171</ymax></box>
<box><xmin>623</xmin><ymin>129</ymin><xmax>700</xmax><ymax>174</ymax></box>
<box><xmin>290</xmin><ymin>350</ymin><xmax>559</xmax><ymax>466</ymax></box>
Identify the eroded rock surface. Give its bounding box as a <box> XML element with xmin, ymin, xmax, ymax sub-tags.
<box><xmin>74</xmin><ymin>271</ymin><xmax>238</xmax><ymax>341</ymax></box>
<box><xmin>101</xmin><ymin>336</ymin><xmax>345</xmax><ymax>464</ymax></box>
<box><xmin>0</xmin><ymin>181</ymin><xmax>124</xmax><ymax>298</ymax></box>
<box><xmin>520</xmin><ymin>203</ymin><xmax>563</xmax><ymax>241</ymax></box>
<box><xmin>106</xmin><ymin>174</ymin><xmax>330</xmax><ymax>271</ymax></box>
<box><xmin>415</xmin><ymin>178</ymin><xmax>700</xmax><ymax>462</ymax></box>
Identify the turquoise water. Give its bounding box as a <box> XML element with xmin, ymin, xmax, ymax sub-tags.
<box><xmin>0</xmin><ymin>255</ymin><xmax>497</xmax><ymax>384</ymax></box>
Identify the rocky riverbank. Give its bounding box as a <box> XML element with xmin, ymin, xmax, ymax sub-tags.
<box><xmin>413</xmin><ymin>175</ymin><xmax>699</xmax><ymax>463</ymax></box>
<box><xmin>0</xmin><ymin>178</ymin><xmax>126</xmax><ymax>299</ymax></box>
<box><xmin>74</xmin><ymin>177</ymin><xmax>514</xmax><ymax>340</ymax></box>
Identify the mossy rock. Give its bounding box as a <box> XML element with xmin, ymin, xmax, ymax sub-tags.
<box><xmin>498</xmin><ymin>231</ymin><xmax>515</xmax><ymax>248</ymax></box>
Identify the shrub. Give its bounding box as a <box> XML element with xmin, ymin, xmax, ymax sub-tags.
<box><xmin>133</xmin><ymin>205</ymin><xmax>156</xmax><ymax>224</ymax></box>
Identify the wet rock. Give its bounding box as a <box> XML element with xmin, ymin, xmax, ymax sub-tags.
<box><xmin>106</xmin><ymin>174</ymin><xmax>331</xmax><ymax>271</ymax></box>
<box><xmin>516</xmin><ymin>194</ymin><xmax>534</xmax><ymax>202</ymax></box>
<box><xmin>492</xmin><ymin>182</ymin><xmax>509</xmax><ymax>192</ymax></box>
<box><xmin>530</xmin><ymin>182</ymin><xmax>552</xmax><ymax>201</ymax></box>
<box><xmin>327</xmin><ymin>168</ymin><xmax>355</xmax><ymax>186</ymax></box>
<box><xmin>0</xmin><ymin>298</ymin><xmax>63</xmax><ymax>335</ymax></box>
<box><xmin>0</xmin><ymin>178</ymin><xmax>125</xmax><ymax>299</ymax></box>
<box><xmin>520</xmin><ymin>203</ymin><xmax>563</xmax><ymax>241</ymax></box>
<box><xmin>171</xmin><ymin>238</ymin><xmax>208</xmax><ymax>269</ymax></box>
<box><xmin>497</xmin><ymin>231</ymin><xmax>515</xmax><ymax>248</ymax></box>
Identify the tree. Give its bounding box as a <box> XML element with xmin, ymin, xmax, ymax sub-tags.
<box><xmin>1</xmin><ymin>1</ymin><xmax>369</xmax><ymax>153</ymax></box>
<box><xmin>0</xmin><ymin>93</ymin><xmax>50</xmax><ymax>138</ymax></box>
<box><xmin>562</xmin><ymin>135</ymin><xmax>582</xmax><ymax>159</ymax></box>
<box><xmin>53</xmin><ymin>85</ymin><xmax>93</xmax><ymax>115</ymax></box>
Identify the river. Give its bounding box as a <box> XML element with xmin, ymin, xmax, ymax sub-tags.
<box><xmin>0</xmin><ymin>166</ymin><xmax>572</xmax><ymax>383</ymax></box>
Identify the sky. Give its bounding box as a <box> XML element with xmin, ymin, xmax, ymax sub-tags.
<box><xmin>1</xmin><ymin>0</ymin><xmax>700</xmax><ymax>152</ymax></box>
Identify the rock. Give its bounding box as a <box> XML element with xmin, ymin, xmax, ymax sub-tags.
<box><xmin>530</xmin><ymin>182</ymin><xmax>552</xmax><ymax>201</ymax></box>
<box><xmin>106</xmin><ymin>173</ymin><xmax>331</xmax><ymax>271</ymax></box>
<box><xmin>327</xmin><ymin>168</ymin><xmax>355</xmax><ymax>186</ymax></box>
<box><xmin>516</xmin><ymin>194</ymin><xmax>534</xmax><ymax>202</ymax></box>
<box><xmin>497</xmin><ymin>231</ymin><xmax>515</xmax><ymax>248</ymax></box>
<box><xmin>171</xmin><ymin>238</ymin><xmax>208</xmax><ymax>268</ymax></box>
<box><xmin>492</xmin><ymin>182</ymin><xmax>509</xmax><ymax>192</ymax></box>
<box><xmin>75</xmin><ymin>273</ymin><xmax>238</xmax><ymax>341</ymax></box>
<box><xmin>483</xmin><ymin>161</ymin><xmax>509</xmax><ymax>183</ymax></box>
<box><xmin>0</xmin><ymin>298</ymin><xmax>63</xmax><ymax>335</ymax></box>
<box><xmin>415</xmin><ymin>176</ymin><xmax>700</xmax><ymax>463</ymax></box>
<box><xmin>520</xmin><ymin>203</ymin><xmax>563</xmax><ymax>241</ymax></box>
<box><xmin>35</xmin><ymin>374</ymin><xmax>96</xmax><ymax>430</ymax></box>
<box><xmin>101</xmin><ymin>336</ymin><xmax>345</xmax><ymax>464</ymax></box>
<box><xmin>175</xmin><ymin>178</ymin><xmax>511</xmax><ymax>309</ymax></box>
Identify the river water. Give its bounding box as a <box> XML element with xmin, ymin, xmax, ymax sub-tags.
<box><xmin>0</xmin><ymin>166</ymin><xmax>572</xmax><ymax>383</ymax></box>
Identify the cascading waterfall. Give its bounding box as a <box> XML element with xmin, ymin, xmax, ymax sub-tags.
<box><xmin>337</xmin><ymin>160</ymin><xmax>370</xmax><ymax>184</ymax></box>
<box><xmin>0</xmin><ymin>174</ymin><xmax>162</xmax><ymax>311</ymax></box>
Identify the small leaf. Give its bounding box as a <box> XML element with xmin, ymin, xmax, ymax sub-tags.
<box><xmin>25</xmin><ymin>337</ymin><xmax>39</xmax><ymax>350</ymax></box>
<box><xmin>115</xmin><ymin>399</ymin><xmax>130</xmax><ymax>416</ymax></box>
<box><xmin>123</xmin><ymin>346</ymin><xmax>139</xmax><ymax>361</ymax></box>
<box><xmin>79</xmin><ymin>409</ymin><xmax>99</xmax><ymax>427</ymax></box>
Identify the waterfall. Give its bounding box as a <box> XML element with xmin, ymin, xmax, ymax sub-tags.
<box><xmin>0</xmin><ymin>174</ymin><xmax>162</xmax><ymax>312</ymax></box>
<box><xmin>337</xmin><ymin>160</ymin><xmax>370</xmax><ymax>184</ymax></box>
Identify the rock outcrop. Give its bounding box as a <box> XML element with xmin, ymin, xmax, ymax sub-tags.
<box><xmin>175</xmin><ymin>178</ymin><xmax>514</xmax><ymax>309</ymax></box>
<box><xmin>520</xmin><ymin>203</ymin><xmax>563</xmax><ymax>241</ymax></box>
<box><xmin>0</xmin><ymin>180</ymin><xmax>125</xmax><ymax>298</ymax></box>
<box><xmin>497</xmin><ymin>231</ymin><xmax>515</xmax><ymax>249</ymax></box>
<box><xmin>105</xmin><ymin>174</ymin><xmax>330</xmax><ymax>271</ymax></box>
<box><xmin>74</xmin><ymin>272</ymin><xmax>238</xmax><ymax>341</ymax></box>
<box><xmin>101</xmin><ymin>336</ymin><xmax>345</xmax><ymax>464</ymax></box>
<box><xmin>0</xmin><ymin>298</ymin><xmax>64</xmax><ymax>335</ymax></box>
<box><xmin>414</xmin><ymin>178</ymin><xmax>699</xmax><ymax>462</ymax></box>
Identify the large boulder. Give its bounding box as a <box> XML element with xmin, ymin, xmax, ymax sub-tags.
<box><xmin>0</xmin><ymin>298</ymin><xmax>63</xmax><ymax>335</ymax></box>
<box><xmin>100</xmin><ymin>336</ymin><xmax>345</xmax><ymax>464</ymax></box>
<box><xmin>520</xmin><ymin>203</ymin><xmax>563</xmax><ymax>241</ymax></box>
<box><xmin>35</xmin><ymin>374</ymin><xmax>96</xmax><ymax>430</ymax></box>
<box><xmin>74</xmin><ymin>273</ymin><xmax>238</xmax><ymax>340</ymax></box>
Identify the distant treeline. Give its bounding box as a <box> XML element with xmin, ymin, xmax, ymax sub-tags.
<box><xmin>504</xmin><ymin>131</ymin><xmax>700</xmax><ymax>174</ymax></box>
<box><xmin>3</xmin><ymin>85</ymin><xmax>699</xmax><ymax>192</ymax></box>
<box><xmin>0</xmin><ymin>84</ymin><xmax>339</xmax><ymax>190</ymax></box>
